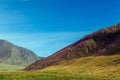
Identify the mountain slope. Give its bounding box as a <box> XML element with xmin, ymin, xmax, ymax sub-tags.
<box><xmin>41</xmin><ymin>55</ymin><xmax>120</xmax><ymax>79</ymax></box>
<box><xmin>25</xmin><ymin>23</ymin><xmax>120</xmax><ymax>70</ymax></box>
<box><xmin>0</xmin><ymin>40</ymin><xmax>39</xmax><ymax>67</ymax></box>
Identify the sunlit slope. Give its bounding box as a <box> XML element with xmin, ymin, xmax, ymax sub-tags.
<box><xmin>42</xmin><ymin>55</ymin><xmax>120</xmax><ymax>78</ymax></box>
<box><xmin>0</xmin><ymin>55</ymin><xmax>120</xmax><ymax>80</ymax></box>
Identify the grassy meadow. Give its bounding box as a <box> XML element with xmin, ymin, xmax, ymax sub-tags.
<box><xmin>0</xmin><ymin>64</ymin><xmax>24</xmax><ymax>71</ymax></box>
<box><xmin>0</xmin><ymin>55</ymin><xmax>120</xmax><ymax>80</ymax></box>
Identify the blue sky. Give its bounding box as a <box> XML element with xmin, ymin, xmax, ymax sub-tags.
<box><xmin>0</xmin><ymin>0</ymin><xmax>120</xmax><ymax>57</ymax></box>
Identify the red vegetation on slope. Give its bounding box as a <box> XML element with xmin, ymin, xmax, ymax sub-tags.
<box><xmin>25</xmin><ymin>23</ymin><xmax>120</xmax><ymax>70</ymax></box>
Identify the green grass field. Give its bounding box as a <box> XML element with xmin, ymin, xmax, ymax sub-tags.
<box><xmin>0</xmin><ymin>64</ymin><xmax>24</xmax><ymax>71</ymax></box>
<box><xmin>0</xmin><ymin>70</ymin><xmax>117</xmax><ymax>80</ymax></box>
<box><xmin>0</xmin><ymin>55</ymin><xmax>119</xmax><ymax>80</ymax></box>
<box><xmin>0</xmin><ymin>70</ymin><xmax>119</xmax><ymax>80</ymax></box>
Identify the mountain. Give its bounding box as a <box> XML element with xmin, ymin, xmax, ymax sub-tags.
<box><xmin>25</xmin><ymin>23</ymin><xmax>120</xmax><ymax>70</ymax></box>
<box><xmin>0</xmin><ymin>40</ymin><xmax>39</xmax><ymax>67</ymax></box>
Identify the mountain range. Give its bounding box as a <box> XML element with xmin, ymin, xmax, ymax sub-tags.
<box><xmin>25</xmin><ymin>23</ymin><xmax>120</xmax><ymax>70</ymax></box>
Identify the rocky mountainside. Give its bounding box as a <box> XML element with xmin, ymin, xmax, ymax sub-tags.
<box><xmin>0</xmin><ymin>40</ymin><xmax>39</xmax><ymax>66</ymax></box>
<box><xmin>25</xmin><ymin>23</ymin><xmax>120</xmax><ymax>70</ymax></box>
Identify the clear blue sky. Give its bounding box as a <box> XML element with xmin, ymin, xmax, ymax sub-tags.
<box><xmin>0</xmin><ymin>0</ymin><xmax>120</xmax><ymax>57</ymax></box>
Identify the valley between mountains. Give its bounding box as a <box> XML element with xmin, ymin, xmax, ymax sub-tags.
<box><xmin>0</xmin><ymin>24</ymin><xmax>120</xmax><ymax>80</ymax></box>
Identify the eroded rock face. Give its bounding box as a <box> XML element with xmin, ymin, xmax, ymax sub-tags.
<box><xmin>0</xmin><ymin>40</ymin><xmax>39</xmax><ymax>66</ymax></box>
<box><xmin>25</xmin><ymin>24</ymin><xmax>120</xmax><ymax>70</ymax></box>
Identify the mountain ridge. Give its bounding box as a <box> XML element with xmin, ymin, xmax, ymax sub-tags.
<box><xmin>0</xmin><ymin>39</ymin><xmax>39</xmax><ymax>67</ymax></box>
<box><xmin>25</xmin><ymin>23</ymin><xmax>120</xmax><ymax>70</ymax></box>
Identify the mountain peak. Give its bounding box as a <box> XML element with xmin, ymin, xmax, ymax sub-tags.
<box><xmin>0</xmin><ymin>39</ymin><xmax>39</xmax><ymax>67</ymax></box>
<box><xmin>0</xmin><ymin>39</ymin><xmax>14</xmax><ymax>46</ymax></box>
<box><xmin>0</xmin><ymin>39</ymin><xmax>8</xmax><ymax>44</ymax></box>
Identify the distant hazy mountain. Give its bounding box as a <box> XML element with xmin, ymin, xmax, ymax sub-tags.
<box><xmin>0</xmin><ymin>40</ymin><xmax>39</xmax><ymax>67</ymax></box>
<box><xmin>25</xmin><ymin>23</ymin><xmax>120</xmax><ymax>70</ymax></box>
